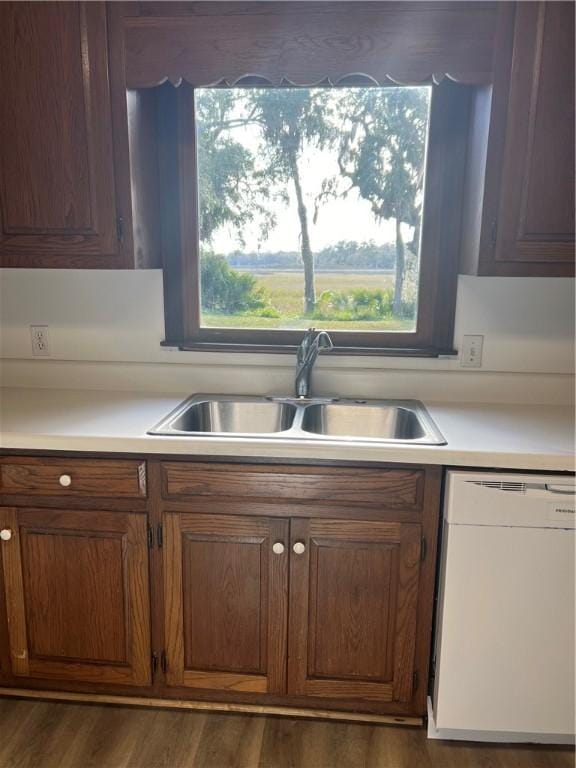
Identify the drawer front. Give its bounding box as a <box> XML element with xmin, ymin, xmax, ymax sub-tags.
<box><xmin>161</xmin><ymin>462</ymin><xmax>424</xmax><ymax>509</ymax></box>
<box><xmin>0</xmin><ymin>458</ymin><xmax>147</xmax><ymax>498</ymax></box>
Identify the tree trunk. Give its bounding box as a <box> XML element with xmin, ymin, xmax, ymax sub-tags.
<box><xmin>289</xmin><ymin>153</ymin><xmax>315</xmax><ymax>314</ymax></box>
<box><xmin>393</xmin><ymin>218</ymin><xmax>405</xmax><ymax>316</ymax></box>
<box><xmin>408</xmin><ymin>220</ymin><xmax>420</xmax><ymax>257</ymax></box>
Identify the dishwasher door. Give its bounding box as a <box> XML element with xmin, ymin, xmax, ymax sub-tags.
<box><xmin>430</xmin><ymin>471</ymin><xmax>575</xmax><ymax>743</ymax></box>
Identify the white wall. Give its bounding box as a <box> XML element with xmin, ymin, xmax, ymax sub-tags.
<box><xmin>0</xmin><ymin>269</ymin><xmax>574</xmax><ymax>403</ymax></box>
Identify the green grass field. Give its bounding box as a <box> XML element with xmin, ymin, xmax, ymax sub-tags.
<box><xmin>202</xmin><ymin>271</ymin><xmax>415</xmax><ymax>331</ymax></box>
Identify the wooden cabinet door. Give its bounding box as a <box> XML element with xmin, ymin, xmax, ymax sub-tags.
<box><xmin>494</xmin><ymin>1</ymin><xmax>574</xmax><ymax>273</ymax></box>
<box><xmin>163</xmin><ymin>512</ymin><xmax>289</xmax><ymax>694</ymax></box>
<box><xmin>0</xmin><ymin>3</ymin><xmax>125</xmax><ymax>267</ymax></box>
<box><xmin>288</xmin><ymin>519</ymin><xmax>422</xmax><ymax>704</ymax></box>
<box><xmin>0</xmin><ymin>507</ymin><xmax>150</xmax><ymax>686</ymax></box>
<box><xmin>0</xmin><ymin>578</ymin><xmax>9</xmax><ymax>684</ymax></box>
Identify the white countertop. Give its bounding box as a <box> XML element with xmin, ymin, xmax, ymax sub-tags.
<box><xmin>0</xmin><ymin>388</ymin><xmax>574</xmax><ymax>472</ymax></box>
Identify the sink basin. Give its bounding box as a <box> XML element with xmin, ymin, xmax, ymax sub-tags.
<box><xmin>148</xmin><ymin>395</ymin><xmax>446</xmax><ymax>445</ymax></box>
<box><xmin>301</xmin><ymin>403</ymin><xmax>428</xmax><ymax>441</ymax></box>
<box><xmin>149</xmin><ymin>397</ymin><xmax>296</xmax><ymax>436</ymax></box>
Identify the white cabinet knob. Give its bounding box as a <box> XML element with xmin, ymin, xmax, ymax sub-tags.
<box><xmin>272</xmin><ymin>542</ymin><xmax>285</xmax><ymax>555</ymax></box>
<box><xmin>58</xmin><ymin>474</ymin><xmax>72</xmax><ymax>487</ymax></box>
<box><xmin>293</xmin><ymin>542</ymin><xmax>306</xmax><ymax>555</ymax></box>
<box><xmin>0</xmin><ymin>529</ymin><xmax>12</xmax><ymax>541</ymax></box>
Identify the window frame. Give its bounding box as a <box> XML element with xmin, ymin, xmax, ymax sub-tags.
<box><xmin>159</xmin><ymin>79</ymin><xmax>470</xmax><ymax>356</ymax></box>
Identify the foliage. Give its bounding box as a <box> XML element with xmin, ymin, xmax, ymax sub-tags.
<box><xmin>195</xmin><ymin>90</ymin><xmax>275</xmax><ymax>244</ymax></box>
<box><xmin>200</xmin><ymin>252</ymin><xmax>267</xmax><ymax>313</ymax></box>
<box><xmin>338</xmin><ymin>88</ymin><xmax>429</xmax><ymax>227</ymax></box>
<box><xmin>312</xmin><ymin>287</ymin><xmax>395</xmax><ymax>322</ymax></box>
<box><xmin>250</xmin><ymin>306</ymin><xmax>281</xmax><ymax>318</ymax></box>
<box><xmin>227</xmin><ymin>240</ymin><xmax>397</xmax><ymax>270</ymax></box>
<box><xmin>337</xmin><ymin>87</ymin><xmax>430</xmax><ymax>313</ymax></box>
<box><xmin>201</xmin><ymin>271</ymin><xmax>415</xmax><ymax>330</ymax></box>
<box><xmin>316</xmin><ymin>241</ymin><xmax>396</xmax><ymax>270</ymax></box>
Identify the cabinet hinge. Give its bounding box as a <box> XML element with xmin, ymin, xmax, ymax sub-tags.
<box><xmin>490</xmin><ymin>219</ymin><xmax>497</xmax><ymax>248</ymax></box>
<box><xmin>160</xmin><ymin>650</ymin><xmax>167</xmax><ymax>674</ymax></box>
<box><xmin>421</xmin><ymin>537</ymin><xmax>427</xmax><ymax>561</ymax></box>
<box><xmin>116</xmin><ymin>216</ymin><xmax>124</xmax><ymax>243</ymax></box>
<box><xmin>413</xmin><ymin>670</ymin><xmax>419</xmax><ymax>692</ymax></box>
<box><xmin>157</xmin><ymin>523</ymin><xmax>163</xmax><ymax>548</ymax></box>
<box><xmin>151</xmin><ymin>652</ymin><xmax>158</xmax><ymax>676</ymax></box>
<box><xmin>147</xmin><ymin>524</ymin><xmax>154</xmax><ymax>549</ymax></box>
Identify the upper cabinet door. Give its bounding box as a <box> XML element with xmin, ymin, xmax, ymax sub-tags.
<box><xmin>162</xmin><ymin>512</ymin><xmax>289</xmax><ymax>695</ymax></box>
<box><xmin>494</xmin><ymin>1</ymin><xmax>575</xmax><ymax>271</ymax></box>
<box><xmin>0</xmin><ymin>506</ymin><xmax>151</xmax><ymax>686</ymax></box>
<box><xmin>288</xmin><ymin>518</ymin><xmax>422</xmax><ymax>705</ymax></box>
<box><xmin>0</xmin><ymin>3</ymin><xmax>127</xmax><ymax>267</ymax></box>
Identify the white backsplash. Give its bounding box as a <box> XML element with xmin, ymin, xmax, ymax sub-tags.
<box><xmin>1</xmin><ymin>269</ymin><xmax>574</xmax><ymax>404</ymax></box>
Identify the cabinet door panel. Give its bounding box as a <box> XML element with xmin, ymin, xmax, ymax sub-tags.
<box><xmin>22</xmin><ymin>530</ymin><xmax>126</xmax><ymax>663</ymax></box>
<box><xmin>163</xmin><ymin>512</ymin><xmax>288</xmax><ymax>694</ymax></box>
<box><xmin>309</xmin><ymin>541</ymin><xmax>396</xmax><ymax>681</ymax></box>
<box><xmin>0</xmin><ymin>507</ymin><xmax>150</xmax><ymax>686</ymax></box>
<box><xmin>288</xmin><ymin>519</ymin><xmax>421</xmax><ymax>703</ymax></box>
<box><xmin>183</xmin><ymin>538</ymin><xmax>264</xmax><ymax>674</ymax></box>
<box><xmin>0</xmin><ymin>3</ymin><xmax>121</xmax><ymax>264</ymax></box>
<box><xmin>495</xmin><ymin>1</ymin><xmax>574</xmax><ymax>266</ymax></box>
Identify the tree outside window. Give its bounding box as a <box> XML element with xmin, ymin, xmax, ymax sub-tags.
<box><xmin>195</xmin><ymin>86</ymin><xmax>431</xmax><ymax>333</ymax></box>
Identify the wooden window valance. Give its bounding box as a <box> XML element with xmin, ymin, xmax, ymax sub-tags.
<box><xmin>123</xmin><ymin>1</ymin><xmax>499</xmax><ymax>89</ymax></box>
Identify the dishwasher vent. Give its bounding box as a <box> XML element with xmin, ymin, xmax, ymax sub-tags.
<box><xmin>466</xmin><ymin>480</ymin><xmax>526</xmax><ymax>493</ymax></box>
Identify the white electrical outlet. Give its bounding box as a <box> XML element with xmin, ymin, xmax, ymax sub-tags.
<box><xmin>460</xmin><ymin>334</ymin><xmax>484</xmax><ymax>368</ymax></box>
<box><xmin>30</xmin><ymin>325</ymin><xmax>50</xmax><ymax>356</ymax></box>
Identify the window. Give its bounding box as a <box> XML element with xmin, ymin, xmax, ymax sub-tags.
<box><xmin>196</xmin><ymin>86</ymin><xmax>431</xmax><ymax>335</ymax></box>
<box><xmin>156</xmin><ymin>16</ymin><xmax>471</xmax><ymax>354</ymax></box>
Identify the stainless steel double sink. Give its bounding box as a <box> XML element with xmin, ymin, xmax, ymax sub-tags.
<box><xmin>148</xmin><ymin>394</ymin><xmax>446</xmax><ymax>445</ymax></box>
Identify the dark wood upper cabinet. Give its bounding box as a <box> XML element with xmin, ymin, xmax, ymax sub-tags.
<box><xmin>461</xmin><ymin>2</ymin><xmax>575</xmax><ymax>277</ymax></box>
<box><xmin>2</xmin><ymin>1</ymin><xmax>572</xmax><ymax>278</ymax></box>
<box><xmin>0</xmin><ymin>506</ymin><xmax>151</xmax><ymax>686</ymax></box>
<box><xmin>0</xmin><ymin>2</ymin><xmax>159</xmax><ymax>269</ymax></box>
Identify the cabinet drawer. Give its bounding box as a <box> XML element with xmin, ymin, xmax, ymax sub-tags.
<box><xmin>161</xmin><ymin>462</ymin><xmax>424</xmax><ymax>509</ymax></box>
<box><xmin>0</xmin><ymin>458</ymin><xmax>147</xmax><ymax>498</ymax></box>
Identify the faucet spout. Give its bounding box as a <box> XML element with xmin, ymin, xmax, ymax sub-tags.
<box><xmin>295</xmin><ymin>328</ymin><xmax>333</xmax><ymax>399</ymax></box>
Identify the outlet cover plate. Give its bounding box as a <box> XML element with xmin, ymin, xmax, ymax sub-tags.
<box><xmin>460</xmin><ymin>334</ymin><xmax>484</xmax><ymax>368</ymax></box>
<box><xmin>30</xmin><ymin>325</ymin><xmax>50</xmax><ymax>356</ymax></box>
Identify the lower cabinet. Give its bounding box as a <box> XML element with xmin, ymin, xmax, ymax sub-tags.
<box><xmin>0</xmin><ymin>458</ymin><xmax>440</xmax><ymax>718</ymax></box>
<box><xmin>0</xmin><ymin>506</ymin><xmax>151</xmax><ymax>686</ymax></box>
<box><xmin>161</xmin><ymin>512</ymin><xmax>425</xmax><ymax>707</ymax></box>
<box><xmin>287</xmin><ymin>518</ymin><xmax>422</xmax><ymax>703</ymax></box>
<box><xmin>162</xmin><ymin>512</ymin><xmax>289</xmax><ymax>694</ymax></box>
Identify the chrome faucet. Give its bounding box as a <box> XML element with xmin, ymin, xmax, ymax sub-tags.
<box><xmin>295</xmin><ymin>328</ymin><xmax>333</xmax><ymax>398</ymax></box>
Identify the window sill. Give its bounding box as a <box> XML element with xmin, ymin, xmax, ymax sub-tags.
<box><xmin>161</xmin><ymin>339</ymin><xmax>457</xmax><ymax>358</ymax></box>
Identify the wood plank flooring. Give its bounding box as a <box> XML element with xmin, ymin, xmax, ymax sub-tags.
<box><xmin>0</xmin><ymin>698</ymin><xmax>573</xmax><ymax>768</ymax></box>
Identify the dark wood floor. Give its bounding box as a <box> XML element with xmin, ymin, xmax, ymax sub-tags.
<box><xmin>0</xmin><ymin>698</ymin><xmax>573</xmax><ymax>768</ymax></box>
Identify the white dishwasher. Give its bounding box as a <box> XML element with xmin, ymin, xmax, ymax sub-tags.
<box><xmin>428</xmin><ymin>471</ymin><xmax>575</xmax><ymax>744</ymax></box>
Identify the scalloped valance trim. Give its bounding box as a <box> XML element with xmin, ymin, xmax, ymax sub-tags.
<box><xmin>130</xmin><ymin>71</ymin><xmax>491</xmax><ymax>89</ymax></box>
